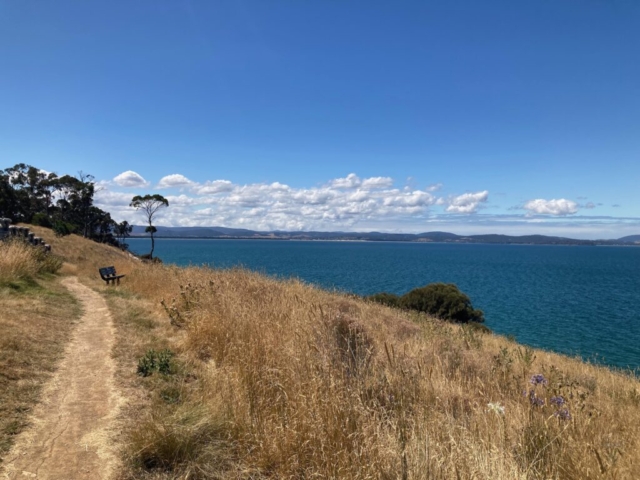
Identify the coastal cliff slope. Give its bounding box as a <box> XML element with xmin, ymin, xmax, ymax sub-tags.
<box><xmin>3</xmin><ymin>227</ymin><xmax>640</xmax><ymax>479</ymax></box>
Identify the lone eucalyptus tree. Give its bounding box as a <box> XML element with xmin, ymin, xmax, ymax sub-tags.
<box><xmin>130</xmin><ymin>194</ymin><xmax>169</xmax><ymax>258</ymax></box>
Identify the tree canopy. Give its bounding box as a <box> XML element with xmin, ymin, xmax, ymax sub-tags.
<box><xmin>0</xmin><ymin>163</ymin><xmax>120</xmax><ymax>245</ymax></box>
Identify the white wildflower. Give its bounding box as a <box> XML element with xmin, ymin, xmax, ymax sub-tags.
<box><xmin>487</xmin><ymin>402</ymin><xmax>505</xmax><ymax>416</ymax></box>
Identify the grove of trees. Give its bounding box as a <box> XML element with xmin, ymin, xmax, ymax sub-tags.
<box><xmin>0</xmin><ymin>163</ymin><xmax>131</xmax><ymax>247</ymax></box>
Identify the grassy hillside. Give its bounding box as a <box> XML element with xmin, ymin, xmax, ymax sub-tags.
<box><xmin>2</xmin><ymin>229</ymin><xmax>640</xmax><ymax>479</ymax></box>
<box><xmin>26</xmin><ymin>225</ymin><xmax>136</xmax><ymax>284</ymax></box>
<box><xmin>111</xmin><ymin>264</ymin><xmax>640</xmax><ymax>479</ymax></box>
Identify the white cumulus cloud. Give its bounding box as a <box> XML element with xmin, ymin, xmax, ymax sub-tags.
<box><xmin>361</xmin><ymin>176</ymin><xmax>394</xmax><ymax>189</ymax></box>
<box><xmin>446</xmin><ymin>190</ymin><xmax>489</xmax><ymax>213</ymax></box>
<box><xmin>524</xmin><ymin>198</ymin><xmax>578</xmax><ymax>215</ymax></box>
<box><xmin>113</xmin><ymin>170</ymin><xmax>149</xmax><ymax>187</ymax></box>
<box><xmin>97</xmin><ymin>171</ymin><xmax>494</xmax><ymax>231</ymax></box>
<box><xmin>195</xmin><ymin>180</ymin><xmax>235</xmax><ymax>194</ymax></box>
<box><xmin>330</xmin><ymin>173</ymin><xmax>361</xmax><ymax>189</ymax></box>
<box><xmin>158</xmin><ymin>174</ymin><xmax>195</xmax><ymax>189</ymax></box>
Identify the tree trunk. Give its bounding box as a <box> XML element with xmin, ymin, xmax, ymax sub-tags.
<box><xmin>150</xmin><ymin>228</ymin><xmax>155</xmax><ymax>259</ymax></box>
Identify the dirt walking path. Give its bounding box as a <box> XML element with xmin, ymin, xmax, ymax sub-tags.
<box><xmin>2</xmin><ymin>277</ymin><xmax>124</xmax><ymax>480</ymax></box>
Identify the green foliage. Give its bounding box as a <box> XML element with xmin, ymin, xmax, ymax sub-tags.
<box><xmin>137</xmin><ymin>350</ymin><xmax>157</xmax><ymax>377</ymax></box>
<box><xmin>157</xmin><ymin>349</ymin><xmax>174</xmax><ymax>375</ymax></box>
<box><xmin>368</xmin><ymin>282</ymin><xmax>485</xmax><ymax>324</ymax></box>
<box><xmin>113</xmin><ymin>220</ymin><xmax>133</xmax><ymax>249</ymax></box>
<box><xmin>0</xmin><ymin>163</ymin><xmax>120</xmax><ymax>245</ymax></box>
<box><xmin>53</xmin><ymin>220</ymin><xmax>74</xmax><ymax>237</ymax></box>
<box><xmin>31</xmin><ymin>212</ymin><xmax>52</xmax><ymax>228</ymax></box>
<box><xmin>366</xmin><ymin>292</ymin><xmax>401</xmax><ymax>308</ymax></box>
<box><xmin>137</xmin><ymin>349</ymin><xmax>175</xmax><ymax>377</ymax></box>
<box><xmin>400</xmin><ymin>283</ymin><xmax>484</xmax><ymax>323</ymax></box>
<box><xmin>131</xmin><ymin>194</ymin><xmax>169</xmax><ymax>208</ymax></box>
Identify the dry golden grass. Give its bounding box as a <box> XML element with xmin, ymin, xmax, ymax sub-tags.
<box><xmin>0</xmin><ymin>241</ymin><xmax>39</xmax><ymax>282</ymax></box>
<box><xmin>0</xmin><ymin>274</ymin><xmax>81</xmax><ymax>460</ymax></box>
<box><xmin>25</xmin><ymin>225</ymin><xmax>136</xmax><ymax>285</ymax></box>
<box><xmin>113</xmin><ymin>262</ymin><xmax>640</xmax><ymax>480</ymax></box>
<box><xmin>0</xmin><ymin>228</ymin><xmax>130</xmax><ymax>464</ymax></box>
<box><xmin>0</xmin><ymin>240</ymin><xmax>62</xmax><ymax>284</ymax></box>
<box><xmin>4</xmin><ymin>230</ymin><xmax>639</xmax><ymax>479</ymax></box>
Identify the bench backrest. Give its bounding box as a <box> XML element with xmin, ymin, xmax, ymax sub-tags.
<box><xmin>99</xmin><ymin>266</ymin><xmax>117</xmax><ymax>277</ymax></box>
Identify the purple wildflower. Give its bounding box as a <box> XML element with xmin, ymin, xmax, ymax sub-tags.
<box><xmin>530</xmin><ymin>374</ymin><xmax>548</xmax><ymax>386</ymax></box>
<box><xmin>528</xmin><ymin>390</ymin><xmax>545</xmax><ymax>407</ymax></box>
<box><xmin>554</xmin><ymin>409</ymin><xmax>571</xmax><ymax>420</ymax></box>
<box><xmin>550</xmin><ymin>396</ymin><xmax>565</xmax><ymax>407</ymax></box>
<box><xmin>531</xmin><ymin>396</ymin><xmax>545</xmax><ymax>407</ymax></box>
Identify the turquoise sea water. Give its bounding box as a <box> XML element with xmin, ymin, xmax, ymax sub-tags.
<box><xmin>128</xmin><ymin>238</ymin><xmax>640</xmax><ymax>371</ymax></box>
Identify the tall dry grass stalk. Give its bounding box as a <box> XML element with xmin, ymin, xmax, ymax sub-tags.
<box><xmin>118</xmin><ymin>262</ymin><xmax>640</xmax><ymax>479</ymax></box>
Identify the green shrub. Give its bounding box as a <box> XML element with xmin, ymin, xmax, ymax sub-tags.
<box><xmin>52</xmin><ymin>220</ymin><xmax>74</xmax><ymax>237</ymax></box>
<box><xmin>400</xmin><ymin>283</ymin><xmax>484</xmax><ymax>323</ymax></box>
<box><xmin>137</xmin><ymin>349</ymin><xmax>175</xmax><ymax>377</ymax></box>
<box><xmin>31</xmin><ymin>213</ymin><xmax>52</xmax><ymax>228</ymax></box>
<box><xmin>137</xmin><ymin>350</ymin><xmax>157</xmax><ymax>377</ymax></box>
<box><xmin>366</xmin><ymin>292</ymin><xmax>401</xmax><ymax>308</ymax></box>
<box><xmin>156</xmin><ymin>349</ymin><xmax>174</xmax><ymax>375</ymax></box>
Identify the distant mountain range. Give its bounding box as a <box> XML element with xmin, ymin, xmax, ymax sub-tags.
<box><xmin>130</xmin><ymin>226</ymin><xmax>640</xmax><ymax>246</ymax></box>
<box><xmin>618</xmin><ymin>235</ymin><xmax>640</xmax><ymax>244</ymax></box>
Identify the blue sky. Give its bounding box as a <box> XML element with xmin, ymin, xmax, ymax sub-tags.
<box><xmin>1</xmin><ymin>1</ymin><xmax>639</xmax><ymax>238</ymax></box>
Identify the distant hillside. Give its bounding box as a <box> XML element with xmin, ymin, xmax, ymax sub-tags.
<box><xmin>618</xmin><ymin>235</ymin><xmax>640</xmax><ymax>244</ymax></box>
<box><xmin>130</xmin><ymin>226</ymin><xmax>637</xmax><ymax>246</ymax></box>
<box><xmin>131</xmin><ymin>225</ymin><xmax>257</xmax><ymax>237</ymax></box>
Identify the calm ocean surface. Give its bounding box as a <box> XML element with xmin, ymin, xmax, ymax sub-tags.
<box><xmin>128</xmin><ymin>238</ymin><xmax>640</xmax><ymax>371</ymax></box>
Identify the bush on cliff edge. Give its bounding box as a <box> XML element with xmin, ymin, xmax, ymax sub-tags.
<box><xmin>368</xmin><ymin>282</ymin><xmax>484</xmax><ymax>324</ymax></box>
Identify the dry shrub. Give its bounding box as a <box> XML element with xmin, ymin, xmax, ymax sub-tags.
<box><xmin>0</xmin><ymin>240</ymin><xmax>62</xmax><ymax>283</ymax></box>
<box><xmin>0</xmin><ymin>241</ymin><xmax>39</xmax><ymax>282</ymax></box>
<box><xmin>125</xmin><ymin>404</ymin><xmax>236</xmax><ymax>479</ymax></box>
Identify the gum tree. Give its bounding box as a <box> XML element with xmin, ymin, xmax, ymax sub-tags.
<box><xmin>114</xmin><ymin>220</ymin><xmax>133</xmax><ymax>250</ymax></box>
<box><xmin>130</xmin><ymin>194</ymin><xmax>169</xmax><ymax>259</ymax></box>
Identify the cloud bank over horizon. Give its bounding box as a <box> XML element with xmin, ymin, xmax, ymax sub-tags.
<box><xmin>94</xmin><ymin>170</ymin><xmax>639</xmax><ymax>240</ymax></box>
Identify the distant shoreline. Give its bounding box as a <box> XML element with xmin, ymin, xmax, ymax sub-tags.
<box><xmin>128</xmin><ymin>235</ymin><xmax>639</xmax><ymax>246</ymax></box>
<box><xmin>128</xmin><ymin>227</ymin><xmax>640</xmax><ymax>246</ymax></box>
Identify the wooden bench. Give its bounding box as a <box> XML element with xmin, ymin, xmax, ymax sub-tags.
<box><xmin>99</xmin><ymin>266</ymin><xmax>125</xmax><ymax>285</ymax></box>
